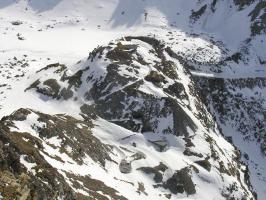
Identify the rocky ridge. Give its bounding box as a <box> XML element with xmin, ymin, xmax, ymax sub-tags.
<box><xmin>0</xmin><ymin>37</ymin><xmax>256</xmax><ymax>199</ymax></box>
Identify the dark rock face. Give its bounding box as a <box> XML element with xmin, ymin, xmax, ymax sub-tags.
<box><xmin>138</xmin><ymin>162</ymin><xmax>168</xmax><ymax>183</ymax></box>
<box><xmin>234</xmin><ymin>0</ymin><xmax>255</xmax><ymax>9</ymax></box>
<box><xmin>59</xmin><ymin>87</ymin><xmax>74</xmax><ymax>100</ymax></box>
<box><xmin>195</xmin><ymin>158</ymin><xmax>212</xmax><ymax>172</ymax></box>
<box><xmin>249</xmin><ymin>1</ymin><xmax>266</xmax><ymax>35</ymax></box>
<box><xmin>0</xmin><ymin>108</ymin><xmax>126</xmax><ymax>200</ymax></box>
<box><xmin>190</xmin><ymin>4</ymin><xmax>208</xmax><ymax>22</ymax></box>
<box><xmin>165</xmin><ymin>98</ymin><xmax>197</xmax><ymax>137</ymax></box>
<box><xmin>25</xmin><ymin>63</ymin><xmax>71</xmax><ymax>100</ymax></box>
<box><xmin>0</xmin><ymin>121</ymin><xmax>76</xmax><ymax>200</ymax></box>
<box><xmin>196</xmin><ymin>77</ymin><xmax>266</xmax><ymax>156</ymax></box>
<box><xmin>39</xmin><ymin>79</ymin><xmax>61</xmax><ymax>98</ymax></box>
<box><xmin>145</xmin><ymin>71</ymin><xmax>166</xmax><ymax>84</ymax></box>
<box><xmin>81</xmin><ymin>38</ymin><xmax>200</xmax><ymax>136</ymax></box>
<box><xmin>163</xmin><ymin>167</ymin><xmax>196</xmax><ymax>195</ymax></box>
<box><xmin>36</xmin><ymin>63</ymin><xmax>67</xmax><ymax>73</ymax></box>
<box><xmin>138</xmin><ymin>163</ymin><xmax>196</xmax><ymax>196</ymax></box>
<box><xmin>8</xmin><ymin>108</ymin><xmax>111</xmax><ymax>166</ymax></box>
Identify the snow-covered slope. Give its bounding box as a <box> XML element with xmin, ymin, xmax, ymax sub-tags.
<box><xmin>0</xmin><ymin>0</ymin><xmax>265</xmax><ymax>199</ymax></box>
<box><xmin>0</xmin><ymin>38</ymin><xmax>256</xmax><ymax>199</ymax></box>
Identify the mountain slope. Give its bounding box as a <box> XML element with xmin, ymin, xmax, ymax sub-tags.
<box><xmin>0</xmin><ymin>0</ymin><xmax>266</xmax><ymax>199</ymax></box>
<box><xmin>0</xmin><ymin>37</ymin><xmax>256</xmax><ymax>200</ymax></box>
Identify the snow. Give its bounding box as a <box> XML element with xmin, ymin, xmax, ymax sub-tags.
<box><xmin>138</xmin><ymin>81</ymin><xmax>168</xmax><ymax>97</ymax></box>
<box><xmin>47</xmin><ymin>136</ymin><xmax>62</xmax><ymax>147</ymax></box>
<box><xmin>221</xmin><ymin>115</ymin><xmax>266</xmax><ymax>198</ymax></box>
<box><xmin>10</xmin><ymin>111</ymin><xmax>44</xmax><ymax>138</ymax></box>
<box><xmin>0</xmin><ymin>0</ymin><xmax>265</xmax><ymax>199</ymax></box>
<box><xmin>20</xmin><ymin>155</ymin><xmax>37</xmax><ymax>175</ymax></box>
<box><xmin>91</xmin><ymin>113</ymin><xmax>248</xmax><ymax>199</ymax></box>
